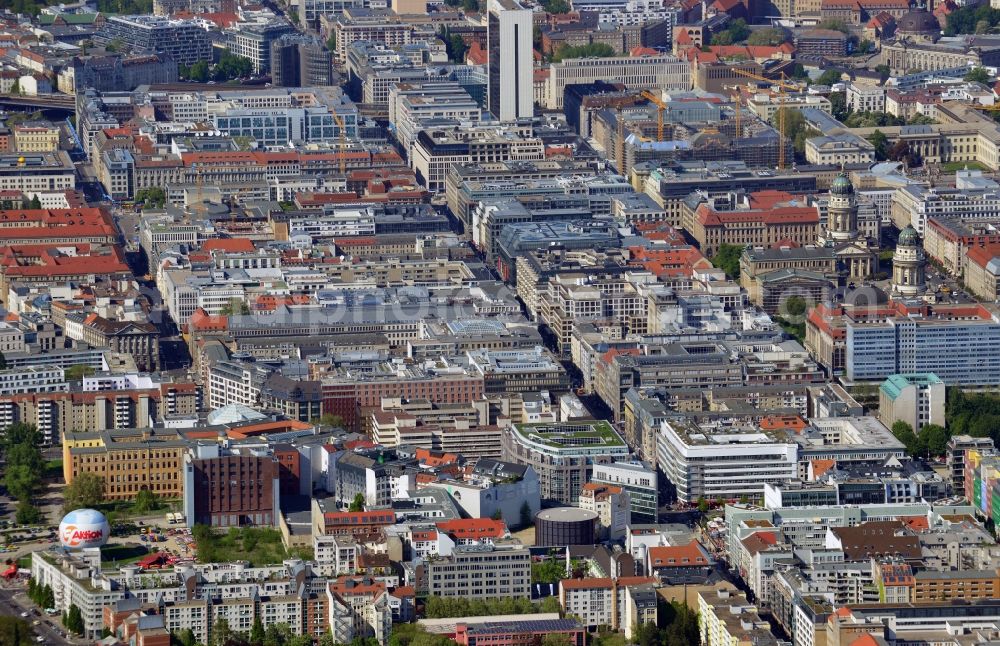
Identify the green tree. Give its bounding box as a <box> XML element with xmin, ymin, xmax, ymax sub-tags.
<box><xmin>697</xmin><ymin>496</ymin><xmax>709</xmax><ymax>513</ymax></box>
<box><xmin>818</xmin><ymin>18</ymin><xmax>849</xmax><ymax>32</ymax></box>
<box><xmin>519</xmin><ymin>501</ymin><xmax>533</xmax><ymax>528</ymax></box>
<box><xmin>185</xmin><ymin>60</ymin><xmax>210</xmax><ymax>82</ymax></box>
<box><xmin>538</xmin><ymin>596</ymin><xmax>562</xmax><ymax>613</ymax></box>
<box><xmin>449</xmin><ymin>34</ymin><xmax>468</xmax><ymax>63</ymax></box>
<box><xmin>315</xmin><ymin>413</ymin><xmax>344</xmax><ymax>427</ymax></box>
<box><xmin>784</xmin><ymin>295</ymin><xmax>807</xmax><ymax>317</ymax></box>
<box><xmin>63</xmin><ymin>472</ymin><xmax>106</xmax><ymax>513</ymax></box>
<box><xmin>65</xmin><ymin>364</ymin><xmax>96</xmax><ymax>381</ymax></box>
<box><xmin>532</xmin><ymin>557</ymin><xmax>567</xmax><ymax>583</ymax></box>
<box><xmin>542</xmin><ymin>0</ymin><xmax>570</xmax><ymax>12</ymax></box>
<box><xmin>0</xmin><ymin>616</ymin><xmax>34</xmax><ymax>646</ymax></box>
<box><xmin>892</xmin><ymin>420</ymin><xmax>923</xmax><ymax>456</ymax></box>
<box><xmin>888</xmin><ymin>139</ymin><xmax>912</xmax><ymax>163</ymax></box>
<box><xmin>249</xmin><ymin>616</ymin><xmax>265</xmax><ymax>644</ymax></box>
<box><xmin>920</xmin><ymin>423</ymin><xmax>950</xmax><ymax>457</ymax></box>
<box><xmin>867</xmin><ymin>129</ymin><xmax>889</xmax><ymax>161</ymax></box>
<box><xmin>965</xmin><ymin>66</ymin><xmax>992</xmax><ymax>83</ymax></box>
<box><xmin>106</xmin><ymin>37</ymin><xmax>125</xmax><ymax>53</ymax></box>
<box><xmin>710</xmin><ymin>243</ymin><xmax>743</xmax><ymax>279</ymax></box>
<box><xmin>632</xmin><ymin>622</ymin><xmax>660</xmax><ymax>646</ymax></box>
<box><xmin>42</xmin><ymin>584</ymin><xmax>54</xmax><ymax>609</ymax></box>
<box><xmin>2</xmin><ymin>422</ymin><xmax>42</xmax><ymax>453</ymax></box>
<box><xmin>710</xmin><ymin>18</ymin><xmax>750</xmax><ymax>45</ymax></box>
<box><xmin>816</xmin><ymin>68</ymin><xmax>843</xmax><ymax>86</ymax></box>
<box><xmin>213</xmin><ymin>50</ymin><xmax>253</xmax><ymax>81</ymax></box>
<box><xmin>5</xmin><ymin>464</ymin><xmax>39</xmax><ymax>502</ymax></box>
<box><xmin>661</xmin><ymin>601</ymin><xmax>700</xmax><ymax>646</ymax></box>
<box><xmin>65</xmin><ymin>604</ymin><xmax>84</xmax><ymax>635</ymax></box>
<box><xmin>135</xmin><ymin>187</ymin><xmax>166</xmax><ymax>208</ymax></box>
<box><xmin>875</xmin><ymin>64</ymin><xmax>891</xmax><ymax>81</ymax></box>
<box><xmin>210</xmin><ymin>618</ymin><xmax>233</xmax><ymax>646</ymax></box>
<box><xmin>844</xmin><ymin>110</ymin><xmax>904</xmax><ymax>128</ymax></box>
<box><xmin>349</xmin><ymin>493</ymin><xmax>366</xmax><ymax>512</ymax></box>
<box><xmin>746</xmin><ymin>27</ymin><xmax>787</xmax><ymax>45</ymax></box>
<box><xmin>28</xmin><ymin>195</ymin><xmax>41</xmax><ymax>209</ymax></box>
<box><xmin>542</xmin><ymin>634</ymin><xmax>571</xmax><ymax>646</ymax></box>
<box><xmin>830</xmin><ymin>91</ymin><xmax>848</xmax><ymax>120</ymax></box>
<box><xmin>771</xmin><ymin>106</ymin><xmax>807</xmax><ymax>146</ymax></box>
<box><xmin>945</xmin><ymin>5</ymin><xmax>1000</xmax><ymax>36</ymax></box>
<box><xmin>133</xmin><ymin>488</ymin><xmax>162</xmax><ymax>514</ymax></box>
<box><xmin>219</xmin><ymin>299</ymin><xmax>250</xmax><ymax>315</ymax></box>
<box><xmin>326</xmin><ymin>32</ymin><xmax>336</xmax><ymax>51</ymax></box>
<box><xmin>552</xmin><ymin>43</ymin><xmax>616</xmax><ymax>62</ymax></box>
<box><xmin>263</xmin><ymin>622</ymin><xmax>295</xmax><ymax>646</ymax></box>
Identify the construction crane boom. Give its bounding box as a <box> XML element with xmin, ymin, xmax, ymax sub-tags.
<box><xmin>332</xmin><ymin>109</ymin><xmax>347</xmax><ymax>175</ymax></box>
<box><xmin>640</xmin><ymin>90</ymin><xmax>666</xmax><ymax>142</ymax></box>
<box><xmin>729</xmin><ymin>67</ymin><xmax>799</xmax><ymax>91</ymax></box>
<box><xmin>616</xmin><ymin>107</ymin><xmax>625</xmax><ymax>174</ymax></box>
<box><xmin>729</xmin><ymin>68</ymin><xmax>798</xmax><ymax>170</ymax></box>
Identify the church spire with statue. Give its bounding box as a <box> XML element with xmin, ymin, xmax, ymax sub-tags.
<box><xmin>818</xmin><ymin>171</ymin><xmax>877</xmax><ymax>279</ymax></box>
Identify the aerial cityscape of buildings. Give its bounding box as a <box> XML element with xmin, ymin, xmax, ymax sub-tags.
<box><xmin>5</xmin><ymin>0</ymin><xmax>1000</xmax><ymax>645</ymax></box>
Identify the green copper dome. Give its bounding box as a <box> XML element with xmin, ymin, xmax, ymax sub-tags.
<box><xmin>831</xmin><ymin>173</ymin><xmax>854</xmax><ymax>195</ymax></box>
<box><xmin>898</xmin><ymin>225</ymin><xmax>919</xmax><ymax>247</ymax></box>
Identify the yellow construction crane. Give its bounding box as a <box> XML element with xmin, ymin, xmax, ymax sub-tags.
<box><xmin>640</xmin><ymin>90</ymin><xmax>667</xmax><ymax>141</ymax></box>
<box><xmin>729</xmin><ymin>68</ymin><xmax>799</xmax><ymax>169</ymax></box>
<box><xmin>332</xmin><ymin>109</ymin><xmax>347</xmax><ymax>175</ymax></box>
<box><xmin>185</xmin><ymin>161</ymin><xmax>203</xmax><ymax>224</ymax></box>
<box><xmin>616</xmin><ymin>107</ymin><xmax>625</xmax><ymax>174</ymax></box>
<box><xmin>724</xmin><ymin>85</ymin><xmax>743</xmax><ymax>139</ymax></box>
<box><xmin>729</xmin><ymin>67</ymin><xmax>799</xmax><ymax>92</ymax></box>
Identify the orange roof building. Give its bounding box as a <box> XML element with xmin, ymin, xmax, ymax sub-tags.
<box><xmin>647</xmin><ymin>540</ymin><xmax>714</xmax><ymax>578</ymax></box>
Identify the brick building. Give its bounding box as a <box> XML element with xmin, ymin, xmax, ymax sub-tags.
<box><xmin>183</xmin><ymin>448</ymin><xmax>280</xmax><ymax>528</ymax></box>
<box><xmin>684</xmin><ymin>196</ymin><xmax>821</xmax><ymax>257</ymax></box>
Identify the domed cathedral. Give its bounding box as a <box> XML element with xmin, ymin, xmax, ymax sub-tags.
<box><xmin>892</xmin><ymin>225</ymin><xmax>928</xmax><ymax>297</ymax></box>
<box><xmin>818</xmin><ymin>171</ymin><xmax>878</xmax><ymax>280</ymax></box>
<box><xmin>895</xmin><ymin>5</ymin><xmax>941</xmax><ymax>43</ymax></box>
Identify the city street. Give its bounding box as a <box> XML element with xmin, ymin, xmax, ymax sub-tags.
<box><xmin>0</xmin><ymin>585</ymin><xmax>76</xmax><ymax>645</ymax></box>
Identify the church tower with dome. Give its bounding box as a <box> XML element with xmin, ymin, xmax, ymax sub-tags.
<box><xmin>818</xmin><ymin>171</ymin><xmax>876</xmax><ymax>279</ymax></box>
<box><xmin>892</xmin><ymin>225</ymin><xmax>927</xmax><ymax>298</ymax></box>
<box><xmin>824</xmin><ymin>172</ymin><xmax>859</xmax><ymax>243</ymax></box>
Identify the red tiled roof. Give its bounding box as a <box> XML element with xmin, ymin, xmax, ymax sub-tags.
<box><xmin>648</xmin><ymin>540</ymin><xmax>712</xmax><ymax>567</ymax></box>
<box><xmin>436</xmin><ymin>518</ymin><xmax>507</xmax><ymax>539</ymax></box>
<box><xmin>0</xmin><ymin>244</ymin><xmax>129</xmax><ymax>278</ymax></box>
<box><xmin>966</xmin><ymin>243</ymin><xmax>1000</xmax><ymax>270</ymax></box>
<box><xmin>630</xmin><ymin>46</ymin><xmax>659</xmax><ymax>57</ymax></box>
<box><xmin>811</xmin><ymin>459</ymin><xmax>837</xmax><ymax>478</ymax></box>
<box><xmin>697</xmin><ymin>203</ymin><xmax>819</xmax><ymax>226</ymax></box>
<box><xmin>466</xmin><ymin>41</ymin><xmax>487</xmax><ymax>65</ymax></box>
<box><xmin>202</xmin><ymin>238</ymin><xmax>255</xmax><ymax>253</ymax></box>
<box><xmin>740</xmin><ymin>531</ymin><xmax>778</xmax><ymax>555</ymax></box>
<box><xmin>415</xmin><ymin>448</ymin><xmax>460</xmax><ymax>467</ymax></box>
<box><xmin>760</xmin><ymin>415</ymin><xmax>807</xmax><ymax>432</ymax></box>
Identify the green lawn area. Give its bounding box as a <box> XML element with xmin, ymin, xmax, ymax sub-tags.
<box><xmin>16</xmin><ymin>555</ymin><xmax>31</xmax><ymax>568</ymax></box>
<box><xmin>775</xmin><ymin>316</ymin><xmax>806</xmax><ymax>343</ymax></box>
<box><xmin>194</xmin><ymin>526</ymin><xmax>295</xmax><ymax>567</ymax></box>
<box><xmin>941</xmin><ymin>160</ymin><xmax>986</xmax><ymax>172</ymax></box>
<box><xmin>518</xmin><ymin>420</ymin><xmax>624</xmax><ymax>447</ymax></box>
<box><xmin>43</xmin><ymin>460</ymin><xmax>62</xmax><ymax>479</ymax></box>
<box><xmin>100</xmin><ymin>544</ymin><xmax>149</xmax><ymax>569</ymax></box>
<box><xmin>591</xmin><ymin>632</ymin><xmax>628</xmax><ymax>646</ymax></box>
